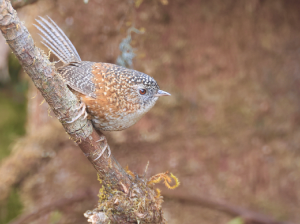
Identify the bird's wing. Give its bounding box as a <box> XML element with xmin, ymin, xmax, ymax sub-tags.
<box><xmin>58</xmin><ymin>61</ymin><xmax>97</xmax><ymax>98</ymax></box>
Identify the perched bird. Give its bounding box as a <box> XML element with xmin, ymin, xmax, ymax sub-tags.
<box><xmin>35</xmin><ymin>17</ymin><xmax>170</xmax><ymax>156</ymax></box>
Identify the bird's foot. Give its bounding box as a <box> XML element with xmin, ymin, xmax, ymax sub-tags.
<box><xmin>66</xmin><ymin>102</ymin><xmax>87</xmax><ymax>123</ymax></box>
<box><xmin>94</xmin><ymin>136</ymin><xmax>111</xmax><ymax>160</ymax></box>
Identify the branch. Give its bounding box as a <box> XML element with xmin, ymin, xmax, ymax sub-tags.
<box><xmin>11</xmin><ymin>0</ymin><xmax>38</xmax><ymax>9</ymax></box>
<box><xmin>0</xmin><ymin>1</ymin><xmax>164</xmax><ymax>223</ymax></box>
<box><xmin>8</xmin><ymin>188</ymin><xmax>96</xmax><ymax>224</ymax></box>
<box><xmin>0</xmin><ymin>121</ymin><xmax>67</xmax><ymax>201</ymax></box>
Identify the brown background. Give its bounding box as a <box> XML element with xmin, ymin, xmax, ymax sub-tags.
<box><xmin>1</xmin><ymin>0</ymin><xmax>300</xmax><ymax>223</ymax></box>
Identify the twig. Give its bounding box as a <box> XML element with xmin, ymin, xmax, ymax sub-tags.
<box><xmin>164</xmin><ymin>192</ymin><xmax>294</xmax><ymax>224</ymax></box>
<box><xmin>8</xmin><ymin>188</ymin><xmax>96</xmax><ymax>224</ymax></box>
<box><xmin>0</xmin><ymin>121</ymin><xmax>67</xmax><ymax>201</ymax></box>
<box><xmin>11</xmin><ymin>0</ymin><xmax>38</xmax><ymax>9</ymax></box>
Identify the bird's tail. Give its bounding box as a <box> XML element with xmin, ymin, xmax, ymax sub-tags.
<box><xmin>34</xmin><ymin>16</ymin><xmax>81</xmax><ymax>64</ymax></box>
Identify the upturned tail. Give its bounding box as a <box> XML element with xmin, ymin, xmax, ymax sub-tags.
<box><xmin>34</xmin><ymin>16</ymin><xmax>81</xmax><ymax>64</ymax></box>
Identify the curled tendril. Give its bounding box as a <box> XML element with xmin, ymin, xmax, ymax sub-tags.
<box><xmin>148</xmin><ymin>172</ymin><xmax>180</xmax><ymax>190</ymax></box>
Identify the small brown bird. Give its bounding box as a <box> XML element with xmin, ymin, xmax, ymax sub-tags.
<box><xmin>35</xmin><ymin>17</ymin><xmax>170</xmax><ymax>155</ymax></box>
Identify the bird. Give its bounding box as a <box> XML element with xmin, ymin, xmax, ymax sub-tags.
<box><xmin>34</xmin><ymin>16</ymin><xmax>170</xmax><ymax>157</ymax></box>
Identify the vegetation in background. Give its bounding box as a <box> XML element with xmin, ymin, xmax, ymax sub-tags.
<box><xmin>0</xmin><ymin>54</ymin><xmax>26</xmax><ymax>224</ymax></box>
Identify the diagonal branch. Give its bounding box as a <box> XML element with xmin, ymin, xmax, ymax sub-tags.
<box><xmin>0</xmin><ymin>1</ymin><xmax>164</xmax><ymax>223</ymax></box>
<box><xmin>11</xmin><ymin>0</ymin><xmax>38</xmax><ymax>9</ymax></box>
<box><xmin>0</xmin><ymin>0</ymin><xmax>130</xmax><ymax>194</ymax></box>
<box><xmin>8</xmin><ymin>188</ymin><xmax>96</xmax><ymax>224</ymax></box>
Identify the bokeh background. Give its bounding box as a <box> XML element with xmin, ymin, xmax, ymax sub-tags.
<box><xmin>0</xmin><ymin>0</ymin><xmax>300</xmax><ymax>223</ymax></box>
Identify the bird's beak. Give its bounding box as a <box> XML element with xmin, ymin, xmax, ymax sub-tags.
<box><xmin>154</xmin><ymin>90</ymin><xmax>171</xmax><ymax>97</ymax></box>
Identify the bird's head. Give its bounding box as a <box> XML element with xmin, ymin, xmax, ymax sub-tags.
<box><xmin>124</xmin><ymin>71</ymin><xmax>170</xmax><ymax>113</ymax></box>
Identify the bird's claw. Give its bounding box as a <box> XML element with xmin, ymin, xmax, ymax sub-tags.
<box><xmin>66</xmin><ymin>102</ymin><xmax>87</xmax><ymax>123</ymax></box>
<box><xmin>96</xmin><ymin>136</ymin><xmax>111</xmax><ymax>157</ymax></box>
<box><xmin>94</xmin><ymin>137</ymin><xmax>111</xmax><ymax>160</ymax></box>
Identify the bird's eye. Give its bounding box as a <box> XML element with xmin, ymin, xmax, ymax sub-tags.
<box><xmin>139</xmin><ymin>89</ymin><xmax>147</xmax><ymax>95</ymax></box>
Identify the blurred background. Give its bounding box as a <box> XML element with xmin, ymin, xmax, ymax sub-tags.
<box><xmin>0</xmin><ymin>0</ymin><xmax>300</xmax><ymax>223</ymax></box>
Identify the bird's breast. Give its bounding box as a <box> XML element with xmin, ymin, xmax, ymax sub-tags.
<box><xmin>78</xmin><ymin>63</ymin><xmax>144</xmax><ymax>131</ymax></box>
